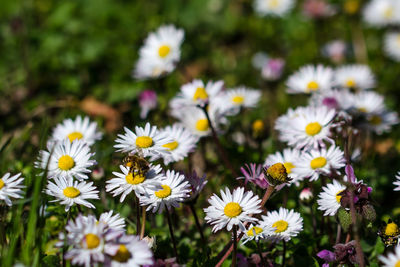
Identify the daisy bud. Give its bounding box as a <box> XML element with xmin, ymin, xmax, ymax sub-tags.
<box><xmin>338</xmin><ymin>208</ymin><xmax>352</xmax><ymax>232</ymax></box>
<box><xmin>139</xmin><ymin>90</ymin><xmax>157</xmax><ymax>119</ymax></box>
<box><xmin>299</xmin><ymin>188</ymin><xmax>313</xmax><ymax>203</ymax></box>
<box><xmin>252</xmin><ymin>119</ymin><xmax>265</xmax><ymax>138</ymax></box>
<box><xmin>264</xmin><ymin>163</ymin><xmax>291</xmax><ymax>186</ymax></box>
<box><xmin>362</xmin><ymin>204</ymin><xmax>376</xmax><ymax>222</ymax></box>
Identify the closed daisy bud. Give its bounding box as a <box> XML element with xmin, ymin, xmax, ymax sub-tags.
<box><xmin>299</xmin><ymin>188</ymin><xmax>313</xmax><ymax>203</ymax></box>
<box><xmin>264</xmin><ymin>163</ymin><xmax>292</xmax><ymax>186</ymax></box>
<box><xmin>252</xmin><ymin>119</ymin><xmax>265</xmax><ymax>138</ymax></box>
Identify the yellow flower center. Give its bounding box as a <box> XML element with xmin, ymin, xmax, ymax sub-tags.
<box><xmin>344</xmin><ymin>0</ymin><xmax>359</xmax><ymax>14</ymax></box>
<box><xmin>193</xmin><ymin>87</ymin><xmax>208</xmax><ymax>101</ymax></box>
<box><xmin>305</xmin><ymin>122</ymin><xmax>322</xmax><ymax>136</ymax></box>
<box><xmin>247</xmin><ymin>226</ymin><xmax>263</xmax><ymax>237</ymax></box>
<box><xmin>345</xmin><ymin>79</ymin><xmax>356</xmax><ymax>88</ymax></box>
<box><xmin>369</xmin><ymin>115</ymin><xmax>382</xmax><ymax>125</ymax></box>
<box><xmin>385</xmin><ymin>222</ymin><xmax>399</xmax><ymax>236</ymax></box>
<box><xmin>58</xmin><ymin>155</ymin><xmax>75</xmax><ymax>171</ymax></box>
<box><xmin>136</xmin><ymin>136</ymin><xmax>153</xmax><ymax>148</ymax></box>
<box><xmin>395</xmin><ymin>260</ymin><xmax>400</xmax><ymax>267</ymax></box>
<box><xmin>0</xmin><ymin>179</ymin><xmax>4</xmax><ymax>190</ymax></box>
<box><xmin>224</xmin><ymin>202</ymin><xmax>242</xmax><ymax>218</ymax></box>
<box><xmin>84</xmin><ymin>233</ymin><xmax>100</xmax><ymax>249</ymax></box>
<box><xmin>384</xmin><ymin>8</ymin><xmax>393</xmax><ymax>19</ymax></box>
<box><xmin>232</xmin><ymin>96</ymin><xmax>244</xmax><ymax>104</ymax></box>
<box><xmin>67</xmin><ymin>131</ymin><xmax>83</xmax><ymax>142</ymax></box>
<box><xmin>252</xmin><ymin>120</ymin><xmax>264</xmax><ymax>133</ymax></box>
<box><xmin>195</xmin><ymin>119</ymin><xmax>209</xmax><ymax>132</ymax></box>
<box><xmin>336</xmin><ymin>190</ymin><xmax>344</xmax><ymax>203</ymax></box>
<box><xmin>272</xmin><ymin>220</ymin><xmax>289</xmax><ymax>233</ymax></box>
<box><xmin>283</xmin><ymin>162</ymin><xmax>295</xmax><ymax>174</ymax></box>
<box><xmin>266</xmin><ymin>163</ymin><xmax>288</xmax><ymax>183</ymax></box>
<box><xmin>268</xmin><ymin>0</ymin><xmax>279</xmax><ymax>8</ymax></box>
<box><xmin>125</xmin><ymin>173</ymin><xmax>146</xmax><ymax>185</ymax></box>
<box><xmin>158</xmin><ymin>45</ymin><xmax>171</xmax><ymax>58</ymax></box>
<box><xmin>162</xmin><ymin>141</ymin><xmax>179</xmax><ymax>151</ymax></box>
<box><xmin>310</xmin><ymin>157</ymin><xmax>327</xmax><ymax>169</ymax></box>
<box><xmin>307</xmin><ymin>81</ymin><xmax>319</xmax><ymax>91</ymax></box>
<box><xmin>63</xmin><ymin>187</ymin><xmax>81</xmax><ymax>198</ymax></box>
<box><xmin>155</xmin><ymin>185</ymin><xmax>172</xmax><ymax>198</ymax></box>
<box><xmin>112</xmin><ymin>244</ymin><xmax>131</xmax><ymax>263</ymax></box>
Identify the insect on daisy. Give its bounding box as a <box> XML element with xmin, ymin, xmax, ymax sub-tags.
<box><xmin>261</xmin><ymin>207</ymin><xmax>303</xmax><ymax>242</ymax></box>
<box><xmin>140</xmin><ymin>169</ymin><xmax>191</xmax><ymax>213</ymax></box>
<box><xmin>384</xmin><ymin>32</ymin><xmax>400</xmax><ymax>62</ymax></box>
<box><xmin>204</xmin><ymin>187</ymin><xmax>262</xmax><ymax>232</ymax></box>
<box><xmin>0</xmin><ymin>172</ymin><xmax>25</xmax><ymax>206</ymax></box>
<box><xmin>46</xmin><ymin>176</ymin><xmax>99</xmax><ymax>211</ymax></box>
<box><xmin>155</xmin><ymin>124</ymin><xmax>198</xmax><ymax>165</ymax></box>
<box><xmin>106</xmin><ymin>164</ymin><xmax>163</xmax><ymax>201</ymax></box>
<box><xmin>334</xmin><ymin>64</ymin><xmax>376</xmax><ymax>90</ymax></box>
<box><xmin>36</xmin><ymin>139</ymin><xmax>97</xmax><ymax>181</ymax></box>
<box><xmin>114</xmin><ymin>123</ymin><xmax>172</xmax><ymax>158</ymax></box>
<box><xmin>292</xmin><ymin>145</ymin><xmax>345</xmax><ymax>181</ymax></box>
<box><xmin>265</xmin><ymin>148</ymin><xmax>302</xmax><ymax>186</ymax></box>
<box><xmin>286</xmin><ymin>64</ymin><xmax>333</xmax><ymax>94</ymax></box>
<box><xmin>317</xmin><ymin>179</ymin><xmax>347</xmax><ymax>216</ymax></box>
<box><xmin>379</xmin><ymin>243</ymin><xmax>400</xmax><ymax>266</ymax></box>
<box><xmin>134</xmin><ymin>25</ymin><xmax>184</xmax><ymax>79</ymax></box>
<box><xmin>253</xmin><ymin>0</ymin><xmax>295</xmax><ymax>17</ymax></box>
<box><xmin>50</xmin><ymin>115</ymin><xmax>102</xmax><ymax>146</ymax></box>
<box><xmin>105</xmin><ymin>234</ymin><xmax>154</xmax><ymax>267</ymax></box>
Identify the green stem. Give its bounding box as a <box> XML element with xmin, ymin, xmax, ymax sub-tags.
<box><xmin>256</xmin><ymin>239</ymin><xmax>266</xmax><ymax>267</ymax></box>
<box><xmin>232</xmin><ymin>226</ymin><xmax>237</xmax><ymax>267</ymax></box>
<box><xmin>165</xmin><ymin>205</ymin><xmax>179</xmax><ymax>261</ymax></box>
<box><xmin>282</xmin><ymin>240</ymin><xmax>286</xmax><ymax>267</ymax></box>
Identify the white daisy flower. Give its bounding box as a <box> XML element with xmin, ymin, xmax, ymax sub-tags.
<box><xmin>46</xmin><ymin>176</ymin><xmax>99</xmax><ymax>211</ymax></box>
<box><xmin>36</xmin><ymin>139</ymin><xmax>96</xmax><ymax>181</ymax></box>
<box><xmin>63</xmin><ymin>215</ymin><xmax>108</xmax><ymax>266</ymax></box>
<box><xmin>347</xmin><ymin>91</ymin><xmax>386</xmax><ymax>115</ymax></box>
<box><xmin>276</xmin><ymin>105</ymin><xmax>336</xmax><ymax>149</ymax></box>
<box><xmin>221</xmin><ymin>86</ymin><xmax>262</xmax><ymax>111</ymax></box>
<box><xmin>265</xmin><ymin>148</ymin><xmax>303</xmax><ymax>186</ymax></box>
<box><xmin>379</xmin><ymin>244</ymin><xmax>400</xmax><ymax>267</ymax></box>
<box><xmin>261</xmin><ymin>207</ymin><xmax>303</xmax><ymax>242</ymax></box>
<box><xmin>156</xmin><ymin>124</ymin><xmax>198</xmax><ymax>165</ymax></box>
<box><xmin>365</xmin><ymin>110</ymin><xmax>399</xmax><ymax>134</ymax></box>
<box><xmin>105</xmin><ymin>234</ymin><xmax>154</xmax><ymax>267</ymax></box>
<box><xmin>134</xmin><ymin>25</ymin><xmax>184</xmax><ymax>79</ymax></box>
<box><xmin>241</xmin><ymin>223</ymin><xmax>273</xmax><ymax>244</ymax></box>
<box><xmin>292</xmin><ymin>145</ymin><xmax>345</xmax><ymax>181</ymax></box>
<box><xmin>317</xmin><ymin>179</ymin><xmax>346</xmax><ymax>216</ymax></box>
<box><xmin>384</xmin><ymin>32</ymin><xmax>400</xmax><ymax>62</ymax></box>
<box><xmin>286</xmin><ymin>65</ymin><xmax>333</xmax><ymax>94</ymax></box>
<box><xmin>393</xmin><ymin>172</ymin><xmax>400</xmax><ymax>191</ymax></box>
<box><xmin>0</xmin><ymin>173</ymin><xmax>25</xmax><ymax>206</ymax></box>
<box><xmin>309</xmin><ymin>88</ymin><xmax>354</xmax><ymax>111</ymax></box>
<box><xmin>106</xmin><ymin>164</ymin><xmax>163</xmax><ymax>201</ymax></box>
<box><xmin>275</xmin><ymin>106</ymin><xmax>307</xmax><ymax>132</ymax></box>
<box><xmin>98</xmin><ymin>211</ymin><xmax>126</xmax><ymax>232</ymax></box>
<box><xmin>203</xmin><ymin>187</ymin><xmax>262</xmax><ymax>232</ymax></box>
<box><xmin>254</xmin><ymin>0</ymin><xmax>295</xmax><ymax>16</ymax></box>
<box><xmin>169</xmin><ymin>79</ymin><xmax>224</xmax><ymax>108</ymax></box>
<box><xmin>334</xmin><ymin>64</ymin><xmax>376</xmax><ymax>90</ymax></box>
<box><xmin>50</xmin><ymin>116</ymin><xmax>102</xmax><ymax>146</ymax></box>
<box><xmin>114</xmin><ymin>123</ymin><xmax>172</xmax><ymax>158</ymax></box>
<box><xmin>363</xmin><ymin>0</ymin><xmax>400</xmax><ymax>27</ymax></box>
<box><xmin>140</xmin><ymin>170</ymin><xmax>190</xmax><ymax>213</ymax></box>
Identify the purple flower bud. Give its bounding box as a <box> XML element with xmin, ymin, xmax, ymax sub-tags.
<box><xmin>261</xmin><ymin>58</ymin><xmax>285</xmax><ymax>81</ymax></box>
<box><xmin>345</xmin><ymin>164</ymin><xmax>356</xmax><ymax>184</ymax></box>
<box><xmin>139</xmin><ymin>90</ymin><xmax>157</xmax><ymax>119</ymax></box>
<box><xmin>322</xmin><ymin>97</ymin><xmax>338</xmax><ymax>109</ymax></box>
<box><xmin>317</xmin><ymin>250</ymin><xmax>336</xmax><ymax>262</ymax></box>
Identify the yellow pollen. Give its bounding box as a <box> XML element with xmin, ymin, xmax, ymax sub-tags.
<box><xmin>307</xmin><ymin>81</ymin><xmax>319</xmax><ymax>91</ymax></box>
<box><xmin>385</xmin><ymin>222</ymin><xmax>399</xmax><ymax>236</ymax></box>
<box><xmin>158</xmin><ymin>45</ymin><xmax>171</xmax><ymax>58</ymax></box>
<box><xmin>336</xmin><ymin>190</ymin><xmax>344</xmax><ymax>203</ymax></box>
<box><xmin>195</xmin><ymin>119</ymin><xmax>209</xmax><ymax>132</ymax></box>
<box><xmin>232</xmin><ymin>96</ymin><xmax>244</xmax><ymax>104</ymax></box>
<box><xmin>67</xmin><ymin>131</ymin><xmax>83</xmax><ymax>142</ymax></box>
<box><xmin>305</xmin><ymin>122</ymin><xmax>322</xmax><ymax>136</ymax></box>
<box><xmin>58</xmin><ymin>155</ymin><xmax>75</xmax><ymax>171</ymax></box>
<box><xmin>247</xmin><ymin>226</ymin><xmax>263</xmax><ymax>237</ymax></box>
<box><xmin>112</xmin><ymin>244</ymin><xmax>131</xmax><ymax>263</ymax></box>
<box><xmin>395</xmin><ymin>260</ymin><xmax>400</xmax><ymax>267</ymax></box>
<box><xmin>63</xmin><ymin>187</ymin><xmax>80</xmax><ymax>198</ymax></box>
<box><xmin>252</xmin><ymin>120</ymin><xmax>264</xmax><ymax>132</ymax></box>
<box><xmin>162</xmin><ymin>141</ymin><xmax>179</xmax><ymax>151</ymax></box>
<box><xmin>0</xmin><ymin>179</ymin><xmax>4</xmax><ymax>190</ymax></box>
<box><xmin>283</xmin><ymin>162</ymin><xmax>295</xmax><ymax>174</ymax></box>
<box><xmin>310</xmin><ymin>157</ymin><xmax>327</xmax><ymax>169</ymax></box>
<box><xmin>155</xmin><ymin>185</ymin><xmax>172</xmax><ymax>198</ymax></box>
<box><xmin>136</xmin><ymin>136</ymin><xmax>153</xmax><ymax>148</ymax></box>
<box><xmin>345</xmin><ymin>79</ymin><xmax>356</xmax><ymax>88</ymax></box>
<box><xmin>224</xmin><ymin>202</ymin><xmax>242</xmax><ymax>218</ymax></box>
<box><xmin>84</xmin><ymin>233</ymin><xmax>100</xmax><ymax>249</ymax></box>
<box><xmin>272</xmin><ymin>220</ymin><xmax>289</xmax><ymax>233</ymax></box>
<box><xmin>369</xmin><ymin>115</ymin><xmax>382</xmax><ymax>125</ymax></box>
<box><xmin>267</xmin><ymin>163</ymin><xmax>288</xmax><ymax>183</ymax></box>
<box><xmin>268</xmin><ymin>0</ymin><xmax>279</xmax><ymax>8</ymax></box>
<box><xmin>384</xmin><ymin>8</ymin><xmax>393</xmax><ymax>19</ymax></box>
<box><xmin>125</xmin><ymin>173</ymin><xmax>146</xmax><ymax>185</ymax></box>
<box><xmin>193</xmin><ymin>87</ymin><xmax>208</xmax><ymax>101</ymax></box>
